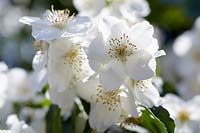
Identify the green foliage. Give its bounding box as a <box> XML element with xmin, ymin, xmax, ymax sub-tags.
<box><xmin>147</xmin><ymin>0</ymin><xmax>193</xmax><ymax>33</ymax></box>
<box><xmin>122</xmin><ymin>106</ymin><xmax>175</xmax><ymax>133</ymax></box>
<box><xmin>151</xmin><ymin>106</ymin><xmax>175</xmax><ymax>133</ymax></box>
<box><xmin>46</xmin><ymin>105</ymin><xmax>62</xmax><ymax>133</ymax></box>
<box><xmin>139</xmin><ymin>107</ymin><xmax>168</xmax><ymax>133</ymax></box>
<box><xmin>162</xmin><ymin>81</ymin><xmax>178</xmax><ymax>96</ymax></box>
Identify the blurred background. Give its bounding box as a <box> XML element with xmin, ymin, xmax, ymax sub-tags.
<box><xmin>0</xmin><ymin>0</ymin><xmax>200</xmax><ymax>70</ymax></box>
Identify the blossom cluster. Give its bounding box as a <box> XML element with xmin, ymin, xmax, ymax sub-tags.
<box><xmin>19</xmin><ymin>0</ymin><xmax>165</xmax><ymax>131</ymax></box>
<box><xmin>0</xmin><ymin>0</ymin><xmax>200</xmax><ymax>133</ymax></box>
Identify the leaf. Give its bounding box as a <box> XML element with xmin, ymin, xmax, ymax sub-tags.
<box><xmin>162</xmin><ymin>81</ymin><xmax>178</xmax><ymax>96</ymax></box>
<box><xmin>150</xmin><ymin>106</ymin><xmax>175</xmax><ymax>133</ymax></box>
<box><xmin>46</xmin><ymin>105</ymin><xmax>62</xmax><ymax>133</ymax></box>
<box><xmin>139</xmin><ymin>107</ymin><xmax>168</xmax><ymax>133</ymax></box>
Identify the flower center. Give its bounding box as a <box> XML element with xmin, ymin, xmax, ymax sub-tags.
<box><xmin>94</xmin><ymin>86</ymin><xmax>121</xmax><ymax>111</ymax></box>
<box><xmin>107</xmin><ymin>34</ymin><xmax>137</xmax><ymax>62</ymax></box>
<box><xmin>45</xmin><ymin>5</ymin><xmax>73</xmax><ymax>29</ymax></box>
<box><xmin>132</xmin><ymin>80</ymin><xmax>149</xmax><ymax>92</ymax></box>
<box><xmin>192</xmin><ymin>50</ymin><xmax>200</xmax><ymax>63</ymax></box>
<box><xmin>32</xmin><ymin>40</ymin><xmax>48</xmax><ymax>52</ymax></box>
<box><xmin>178</xmin><ymin>110</ymin><xmax>190</xmax><ymax>122</ymax></box>
<box><xmin>64</xmin><ymin>45</ymin><xmax>86</xmax><ymax>74</ymax></box>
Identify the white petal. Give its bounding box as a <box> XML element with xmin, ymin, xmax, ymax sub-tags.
<box><xmin>187</xmin><ymin>95</ymin><xmax>200</xmax><ymax>121</ymax></box>
<box><xmin>99</xmin><ymin>67</ymin><xmax>124</xmax><ymax>90</ymax></box>
<box><xmin>28</xmin><ymin>68</ymin><xmax>48</xmax><ymax>92</ymax></box>
<box><xmin>173</xmin><ymin>31</ymin><xmax>193</xmax><ymax>57</ymax></box>
<box><xmin>32</xmin><ymin>51</ymin><xmax>48</xmax><ymax>71</ymax></box>
<box><xmin>65</xmin><ymin>16</ymin><xmax>92</xmax><ymax>35</ymax></box>
<box><xmin>0</xmin><ymin>73</ymin><xmax>8</xmax><ymax>108</ymax></box>
<box><xmin>129</xmin><ymin>21</ymin><xmax>154</xmax><ymax>49</ymax></box>
<box><xmin>162</xmin><ymin>94</ymin><xmax>184</xmax><ymax>118</ymax></box>
<box><xmin>0</xmin><ymin>62</ymin><xmax>8</xmax><ymax>72</ymax></box>
<box><xmin>89</xmin><ymin>103</ymin><xmax>121</xmax><ymax>132</ymax></box>
<box><xmin>32</xmin><ymin>24</ymin><xmax>62</xmax><ymax>40</ymax></box>
<box><xmin>109</xmin><ymin>21</ymin><xmax>129</xmax><ymax>39</ymax></box>
<box><xmin>76</xmin><ymin>78</ymin><xmax>99</xmax><ymax>103</ymax></box>
<box><xmin>120</xmin><ymin>95</ymin><xmax>139</xmax><ymax>117</ymax></box>
<box><xmin>49</xmin><ymin>88</ymin><xmax>75</xmax><ymax>112</ymax></box>
<box><xmin>120</xmin><ymin>0</ymin><xmax>150</xmax><ymax>17</ymax></box>
<box><xmin>98</xmin><ymin>16</ymin><xmax>120</xmax><ymax>41</ymax></box>
<box><xmin>87</xmin><ymin>33</ymin><xmax>109</xmax><ymax>71</ymax></box>
<box><xmin>154</xmin><ymin>50</ymin><xmax>166</xmax><ymax>58</ymax></box>
<box><xmin>19</xmin><ymin>16</ymin><xmax>40</xmax><ymax>25</ymax></box>
<box><xmin>47</xmin><ymin>43</ymin><xmax>73</xmax><ymax>92</ymax></box>
<box><xmin>126</xmin><ymin>50</ymin><xmax>154</xmax><ymax>80</ymax></box>
<box><xmin>146</xmin><ymin>38</ymin><xmax>159</xmax><ymax>55</ymax></box>
<box><xmin>134</xmin><ymin>80</ymin><xmax>161</xmax><ymax>107</ymax></box>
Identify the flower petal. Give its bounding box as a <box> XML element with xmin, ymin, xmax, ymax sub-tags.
<box><xmin>87</xmin><ymin>33</ymin><xmax>109</xmax><ymax>71</ymax></box>
<box><xmin>187</xmin><ymin>95</ymin><xmax>200</xmax><ymax>121</ymax></box>
<box><xmin>76</xmin><ymin>78</ymin><xmax>99</xmax><ymax>103</ymax></box>
<box><xmin>32</xmin><ymin>23</ymin><xmax>62</xmax><ymax>40</ymax></box>
<box><xmin>49</xmin><ymin>88</ymin><xmax>75</xmax><ymax>112</ymax></box>
<box><xmin>120</xmin><ymin>95</ymin><xmax>139</xmax><ymax>117</ymax></box>
<box><xmin>47</xmin><ymin>43</ymin><xmax>73</xmax><ymax>92</ymax></box>
<box><xmin>19</xmin><ymin>16</ymin><xmax>40</xmax><ymax>25</ymax></box>
<box><xmin>162</xmin><ymin>94</ymin><xmax>184</xmax><ymax>119</ymax></box>
<box><xmin>126</xmin><ymin>50</ymin><xmax>154</xmax><ymax>80</ymax></box>
<box><xmin>134</xmin><ymin>80</ymin><xmax>161</xmax><ymax>107</ymax></box>
<box><xmin>129</xmin><ymin>21</ymin><xmax>154</xmax><ymax>49</ymax></box>
<box><xmin>32</xmin><ymin>51</ymin><xmax>48</xmax><ymax>71</ymax></box>
<box><xmin>98</xmin><ymin>16</ymin><xmax>120</xmax><ymax>41</ymax></box>
<box><xmin>109</xmin><ymin>21</ymin><xmax>129</xmax><ymax>39</ymax></box>
<box><xmin>89</xmin><ymin>103</ymin><xmax>121</xmax><ymax>132</ymax></box>
<box><xmin>65</xmin><ymin>16</ymin><xmax>92</xmax><ymax>36</ymax></box>
<box><xmin>99</xmin><ymin>67</ymin><xmax>124</xmax><ymax>90</ymax></box>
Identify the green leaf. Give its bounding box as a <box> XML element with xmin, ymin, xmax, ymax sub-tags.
<box><xmin>139</xmin><ymin>107</ymin><xmax>168</xmax><ymax>133</ymax></box>
<box><xmin>150</xmin><ymin>106</ymin><xmax>175</xmax><ymax>133</ymax></box>
<box><xmin>162</xmin><ymin>81</ymin><xmax>178</xmax><ymax>96</ymax></box>
<box><xmin>46</xmin><ymin>105</ymin><xmax>62</xmax><ymax>133</ymax></box>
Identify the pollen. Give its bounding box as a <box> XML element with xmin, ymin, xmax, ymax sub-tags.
<box><xmin>64</xmin><ymin>45</ymin><xmax>86</xmax><ymax>74</ymax></box>
<box><xmin>192</xmin><ymin>50</ymin><xmax>200</xmax><ymax>62</ymax></box>
<box><xmin>134</xmin><ymin>80</ymin><xmax>149</xmax><ymax>92</ymax></box>
<box><xmin>32</xmin><ymin>40</ymin><xmax>48</xmax><ymax>52</ymax></box>
<box><xmin>46</xmin><ymin>5</ymin><xmax>74</xmax><ymax>29</ymax></box>
<box><xmin>107</xmin><ymin>34</ymin><xmax>137</xmax><ymax>62</ymax></box>
<box><xmin>94</xmin><ymin>85</ymin><xmax>121</xmax><ymax>111</ymax></box>
<box><xmin>178</xmin><ymin>110</ymin><xmax>190</xmax><ymax>122</ymax></box>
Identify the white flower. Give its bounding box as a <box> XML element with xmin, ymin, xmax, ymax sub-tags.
<box><xmin>0</xmin><ymin>62</ymin><xmax>12</xmax><ymax>126</ymax></box>
<box><xmin>47</xmin><ymin>38</ymin><xmax>93</xmax><ymax>111</ymax></box>
<box><xmin>32</xmin><ymin>40</ymin><xmax>49</xmax><ymax>71</ymax></box>
<box><xmin>112</xmin><ymin>0</ymin><xmax>150</xmax><ymax>23</ymax></box>
<box><xmin>162</xmin><ymin>94</ymin><xmax>200</xmax><ymax>133</ymax></box>
<box><xmin>73</xmin><ymin>0</ymin><xmax>150</xmax><ymax>23</ymax></box>
<box><xmin>126</xmin><ymin>78</ymin><xmax>162</xmax><ymax>108</ymax></box>
<box><xmin>73</xmin><ymin>0</ymin><xmax>106</xmax><ymax>16</ymax></box>
<box><xmin>172</xmin><ymin>17</ymin><xmax>200</xmax><ymax>99</ymax></box>
<box><xmin>119</xmin><ymin>0</ymin><xmax>150</xmax><ymax>18</ymax></box>
<box><xmin>173</xmin><ymin>16</ymin><xmax>200</xmax><ymax>79</ymax></box>
<box><xmin>151</xmin><ymin>77</ymin><xmax>164</xmax><ymax>93</ymax></box>
<box><xmin>5</xmin><ymin>68</ymin><xmax>37</xmax><ymax>102</ymax></box>
<box><xmin>0</xmin><ymin>62</ymin><xmax>8</xmax><ymax>72</ymax></box>
<box><xmin>0</xmin><ymin>62</ymin><xmax>8</xmax><ymax>108</ymax></box>
<box><xmin>76</xmin><ymin>77</ymin><xmax>138</xmax><ymax>132</ymax></box>
<box><xmin>19</xmin><ymin>5</ymin><xmax>92</xmax><ymax>41</ymax></box>
<box><xmin>48</xmin><ymin>38</ymin><xmax>93</xmax><ymax>91</ymax></box>
<box><xmin>87</xmin><ymin>17</ymin><xmax>165</xmax><ymax>90</ymax></box>
<box><xmin>2</xmin><ymin>114</ymin><xmax>35</xmax><ymax>133</ymax></box>
<box><xmin>177</xmin><ymin>74</ymin><xmax>200</xmax><ymax>100</ymax></box>
<box><xmin>19</xmin><ymin>108</ymin><xmax>47</xmax><ymax>133</ymax></box>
